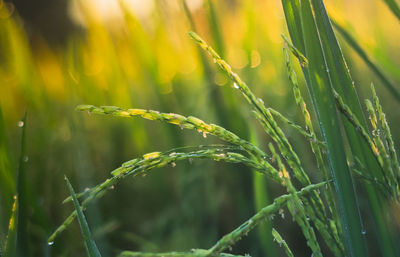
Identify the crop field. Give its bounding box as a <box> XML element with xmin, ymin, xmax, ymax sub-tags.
<box><xmin>1</xmin><ymin>0</ymin><xmax>400</xmax><ymax>256</ymax></box>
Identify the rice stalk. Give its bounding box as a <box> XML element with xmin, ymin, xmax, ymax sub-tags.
<box><xmin>370</xmin><ymin>84</ymin><xmax>400</xmax><ymax>178</ymax></box>
<box><xmin>189</xmin><ymin>31</ymin><xmax>342</xmax><ymax>255</ymax></box>
<box><xmin>76</xmin><ymin>105</ymin><xmax>267</xmax><ymax>162</ymax></box>
<box><xmin>49</xmin><ymin>146</ymin><xmax>282</xmax><ymax>242</ymax></box>
<box><xmin>334</xmin><ymin>88</ymin><xmax>400</xmax><ymax>201</ymax></box>
<box><xmin>268</xmin><ymin>143</ymin><xmax>322</xmax><ymax>257</ymax></box>
<box><xmin>119</xmin><ymin>250</ymin><xmax>248</xmax><ymax>257</ymax></box>
<box><xmin>205</xmin><ymin>181</ymin><xmax>329</xmax><ymax>255</ymax></box>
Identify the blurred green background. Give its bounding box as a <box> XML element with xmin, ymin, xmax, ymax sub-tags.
<box><xmin>1</xmin><ymin>0</ymin><xmax>400</xmax><ymax>256</ymax></box>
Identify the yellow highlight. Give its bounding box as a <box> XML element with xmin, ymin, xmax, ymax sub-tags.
<box><xmin>143</xmin><ymin>152</ymin><xmax>161</xmax><ymax>160</ymax></box>
<box><xmin>250</xmin><ymin>50</ymin><xmax>261</xmax><ymax>68</ymax></box>
<box><xmin>279</xmin><ymin>169</ymin><xmax>290</xmax><ymax>179</ymax></box>
<box><xmin>8</xmin><ymin>195</ymin><xmax>17</xmax><ymax>231</ymax></box>
<box><xmin>118</xmin><ymin>111</ymin><xmax>131</xmax><ymax>117</ymax></box>
<box><xmin>128</xmin><ymin>109</ymin><xmax>146</xmax><ymax>116</ymax></box>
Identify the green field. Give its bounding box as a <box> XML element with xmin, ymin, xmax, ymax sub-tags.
<box><xmin>1</xmin><ymin>0</ymin><xmax>400</xmax><ymax>256</ymax></box>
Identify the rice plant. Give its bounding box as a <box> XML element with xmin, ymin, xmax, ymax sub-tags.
<box><xmin>45</xmin><ymin>13</ymin><xmax>399</xmax><ymax>253</ymax></box>
<box><xmin>2</xmin><ymin>0</ymin><xmax>400</xmax><ymax>257</ymax></box>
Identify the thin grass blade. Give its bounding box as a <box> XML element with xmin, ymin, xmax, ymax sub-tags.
<box><xmin>16</xmin><ymin>113</ymin><xmax>29</xmax><ymax>256</ymax></box>
<box><xmin>331</xmin><ymin>20</ymin><xmax>400</xmax><ymax>102</ymax></box>
<box><xmin>3</xmin><ymin>195</ymin><xmax>18</xmax><ymax>257</ymax></box>
<box><xmin>281</xmin><ymin>0</ymin><xmax>368</xmax><ymax>256</ymax></box>
<box><xmin>381</xmin><ymin>0</ymin><xmax>400</xmax><ymax>21</ymax></box>
<box><xmin>0</xmin><ymin>108</ymin><xmax>15</xmax><ymax>232</ymax></box>
<box><xmin>64</xmin><ymin>177</ymin><xmax>102</xmax><ymax>257</ymax></box>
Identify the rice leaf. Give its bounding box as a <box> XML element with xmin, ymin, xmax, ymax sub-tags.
<box><xmin>205</xmin><ymin>0</ymin><xmax>225</xmax><ymax>57</ymax></box>
<box><xmin>250</xmin><ymin>131</ymin><xmax>276</xmax><ymax>256</ymax></box>
<box><xmin>282</xmin><ymin>0</ymin><xmax>368</xmax><ymax>256</ymax></box>
<box><xmin>16</xmin><ymin>113</ymin><xmax>29</xmax><ymax>256</ymax></box>
<box><xmin>3</xmin><ymin>195</ymin><xmax>18</xmax><ymax>257</ymax></box>
<box><xmin>64</xmin><ymin>177</ymin><xmax>102</xmax><ymax>257</ymax></box>
<box><xmin>331</xmin><ymin>20</ymin><xmax>400</xmax><ymax>102</ymax></box>
<box><xmin>0</xmin><ymin>108</ymin><xmax>15</xmax><ymax>232</ymax></box>
<box><xmin>309</xmin><ymin>2</ymin><xmax>400</xmax><ymax>253</ymax></box>
<box><xmin>4</xmin><ymin>113</ymin><xmax>27</xmax><ymax>257</ymax></box>
<box><xmin>381</xmin><ymin>0</ymin><xmax>400</xmax><ymax>21</ymax></box>
<box><xmin>118</xmin><ymin>250</ymin><xmax>248</xmax><ymax>257</ymax></box>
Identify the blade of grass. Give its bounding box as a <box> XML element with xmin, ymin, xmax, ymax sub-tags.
<box><xmin>331</xmin><ymin>20</ymin><xmax>400</xmax><ymax>102</ymax></box>
<box><xmin>381</xmin><ymin>0</ymin><xmax>400</xmax><ymax>21</ymax></box>
<box><xmin>284</xmin><ymin>46</ymin><xmax>345</xmax><ymax>255</ymax></box>
<box><xmin>309</xmin><ymin>1</ymin><xmax>399</xmax><ymax>256</ymax></box>
<box><xmin>3</xmin><ymin>113</ymin><xmax>27</xmax><ymax>257</ymax></box>
<box><xmin>119</xmin><ymin>250</ymin><xmax>247</xmax><ymax>257</ymax></box>
<box><xmin>250</xmin><ymin>130</ymin><xmax>276</xmax><ymax>256</ymax></box>
<box><xmin>281</xmin><ymin>0</ymin><xmax>368</xmax><ymax>256</ymax></box>
<box><xmin>205</xmin><ymin>0</ymin><xmax>225</xmax><ymax>57</ymax></box>
<box><xmin>0</xmin><ymin>108</ymin><xmax>15</xmax><ymax>233</ymax></box>
<box><xmin>64</xmin><ymin>176</ymin><xmax>102</xmax><ymax>257</ymax></box>
<box><xmin>3</xmin><ymin>195</ymin><xmax>18</xmax><ymax>257</ymax></box>
<box><xmin>16</xmin><ymin>113</ymin><xmax>29</xmax><ymax>257</ymax></box>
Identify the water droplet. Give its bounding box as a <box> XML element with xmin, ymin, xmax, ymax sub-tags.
<box><xmin>170</xmin><ymin>162</ymin><xmax>176</xmax><ymax>168</ymax></box>
<box><xmin>233</xmin><ymin>83</ymin><xmax>239</xmax><ymax>89</ymax></box>
<box><xmin>110</xmin><ymin>185</ymin><xmax>115</xmax><ymax>189</ymax></box>
<box><xmin>279</xmin><ymin>209</ymin><xmax>285</xmax><ymax>219</ymax></box>
<box><xmin>18</xmin><ymin>121</ymin><xmax>24</xmax><ymax>127</ymax></box>
<box><xmin>258</xmin><ymin>98</ymin><xmax>264</xmax><ymax>105</ymax></box>
<box><xmin>361</xmin><ymin>229</ymin><xmax>366</xmax><ymax>235</ymax></box>
<box><xmin>373</xmin><ymin>129</ymin><xmax>381</xmax><ymax>137</ymax></box>
<box><xmin>48</xmin><ymin>241</ymin><xmax>54</xmax><ymax>246</ymax></box>
<box><xmin>23</xmin><ymin>156</ymin><xmax>29</xmax><ymax>162</ymax></box>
